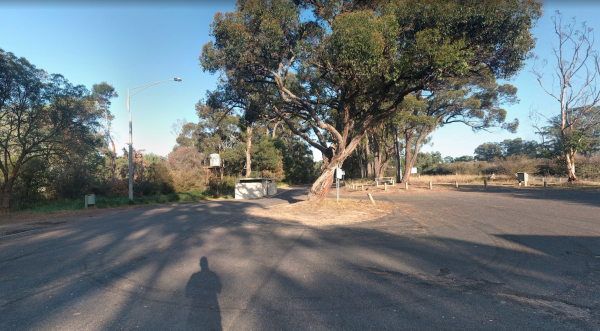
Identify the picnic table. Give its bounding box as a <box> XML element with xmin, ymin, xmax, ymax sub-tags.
<box><xmin>374</xmin><ymin>177</ymin><xmax>395</xmax><ymax>185</ymax></box>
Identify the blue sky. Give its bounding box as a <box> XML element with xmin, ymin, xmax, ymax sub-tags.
<box><xmin>1</xmin><ymin>1</ymin><xmax>600</xmax><ymax>159</ymax></box>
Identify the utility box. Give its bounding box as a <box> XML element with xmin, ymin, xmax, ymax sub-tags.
<box><xmin>517</xmin><ymin>172</ymin><xmax>529</xmax><ymax>186</ymax></box>
<box><xmin>85</xmin><ymin>194</ymin><xmax>96</xmax><ymax>208</ymax></box>
<box><xmin>235</xmin><ymin>178</ymin><xmax>278</xmax><ymax>199</ymax></box>
<box><xmin>335</xmin><ymin>168</ymin><xmax>345</xmax><ymax>179</ymax></box>
<box><xmin>209</xmin><ymin>154</ymin><xmax>221</xmax><ymax>167</ymax></box>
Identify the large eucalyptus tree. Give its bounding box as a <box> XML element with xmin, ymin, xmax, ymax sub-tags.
<box><xmin>200</xmin><ymin>0</ymin><xmax>541</xmax><ymax>201</ymax></box>
<box><xmin>0</xmin><ymin>49</ymin><xmax>99</xmax><ymax>212</ymax></box>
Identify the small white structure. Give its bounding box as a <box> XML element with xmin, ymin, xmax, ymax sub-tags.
<box><xmin>85</xmin><ymin>194</ymin><xmax>96</xmax><ymax>208</ymax></box>
<box><xmin>209</xmin><ymin>154</ymin><xmax>221</xmax><ymax>167</ymax></box>
<box><xmin>235</xmin><ymin>178</ymin><xmax>278</xmax><ymax>199</ymax></box>
<box><xmin>517</xmin><ymin>172</ymin><xmax>529</xmax><ymax>186</ymax></box>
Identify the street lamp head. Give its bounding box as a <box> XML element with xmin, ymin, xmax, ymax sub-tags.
<box><xmin>174</xmin><ymin>78</ymin><xmax>182</xmax><ymax>82</ymax></box>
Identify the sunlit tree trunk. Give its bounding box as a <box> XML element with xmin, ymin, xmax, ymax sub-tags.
<box><xmin>111</xmin><ymin>140</ymin><xmax>117</xmax><ymax>183</ymax></box>
<box><xmin>245</xmin><ymin>126</ymin><xmax>253</xmax><ymax>177</ymax></box>
<box><xmin>565</xmin><ymin>150</ymin><xmax>578</xmax><ymax>182</ymax></box>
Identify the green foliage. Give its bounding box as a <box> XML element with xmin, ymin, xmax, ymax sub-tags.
<box><xmin>134</xmin><ymin>155</ymin><xmax>175</xmax><ymax>196</ymax></box>
<box><xmin>201</xmin><ymin>0</ymin><xmax>541</xmax><ymax>197</ymax></box>
<box><xmin>282</xmin><ymin>140</ymin><xmax>317</xmax><ymax>184</ymax></box>
<box><xmin>453</xmin><ymin>155</ymin><xmax>474</xmax><ymax>163</ymax></box>
<box><xmin>415</xmin><ymin>151</ymin><xmax>443</xmax><ymax>173</ymax></box>
<box><xmin>475</xmin><ymin>138</ymin><xmax>540</xmax><ymax>161</ymax></box>
<box><xmin>474</xmin><ymin>143</ymin><xmax>503</xmax><ymax>162</ymax></box>
<box><xmin>18</xmin><ymin>190</ymin><xmax>218</xmax><ymax>214</ymax></box>
<box><xmin>0</xmin><ymin>48</ymin><xmax>104</xmax><ymax>211</ymax></box>
<box><xmin>252</xmin><ymin>136</ymin><xmax>284</xmax><ymax>178</ymax></box>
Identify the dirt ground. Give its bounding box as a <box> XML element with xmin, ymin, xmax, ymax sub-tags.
<box><xmin>248</xmin><ymin>197</ymin><xmax>394</xmax><ymax>226</ymax></box>
<box><xmin>0</xmin><ymin>205</ymin><xmax>143</xmax><ymax>236</ymax></box>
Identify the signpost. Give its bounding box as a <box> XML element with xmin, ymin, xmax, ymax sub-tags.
<box><xmin>335</xmin><ymin>168</ymin><xmax>345</xmax><ymax>202</ymax></box>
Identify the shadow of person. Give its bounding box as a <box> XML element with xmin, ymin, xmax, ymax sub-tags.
<box><xmin>185</xmin><ymin>256</ymin><xmax>222</xmax><ymax>331</ymax></box>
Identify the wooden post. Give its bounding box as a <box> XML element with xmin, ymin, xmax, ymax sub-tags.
<box><xmin>429</xmin><ymin>181</ymin><xmax>432</xmax><ymax>190</ymax></box>
<box><xmin>484</xmin><ymin>179</ymin><xmax>487</xmax><ymax>189</ymax></box>
<box><xmin>362</xmin><ymin>184</ymin><xmax>364</xmax><ymax>190</ymax></box>
<box><xmin>405</xmin><ymin>182</ymin><xmax>408</xmax><ymax>190</ymax></box>
<box><xmin>384</xmin><ymin>183</ymin><xmax>387</xmax><ymax>191</ymax></box>
<box><xmin>455</xmin><ymin>181</ymin><xmax>458</xmax><ymax>188</ymax></box>
<box><xmin>367</xmin><ymin>193</ymin><xmax>375</xmax><ymax>204</ymax></box>
<box><xmin>544</xmin><ymin>179</ymin><xmax>547</xmax><ymax>188</ymax></box>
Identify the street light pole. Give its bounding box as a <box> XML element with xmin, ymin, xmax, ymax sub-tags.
<box><xmin>127</xmin><ymin>78</ymin><xmax>182</xmax><ymax>201</ymax></box>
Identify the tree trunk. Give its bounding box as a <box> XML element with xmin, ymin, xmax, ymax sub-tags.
<box><xmin>402</xmin><ymin>130</ymin><xmax>414</xmax><ymax>183</ymax></box>
<box><xmin>401</xmin><ymin>127</ymin><xmax>429</xmax><ymax>183</ymax></box>
<box><xmin>0</xmin><ymin>179</ymin><xmax>14</xmax><ymax>214</ymax></box>
<box><xmin>271</xmin><ymin>121</ymin><xmax>280</xmax><ymax>138</ymax></box>
<box><xmin>245</xmin><ymin>127</ymin><xmax>253</xmax><ymax>177</ymax></box>
<box><xmin>566</xmin><ymin>151</ymin><xmax>578</xmax><ymax>181</ymax></box>
<box><xmin>358</xmin><ymin>145</ymin><xmax>364</xmax><ymax>178</ymax></box>
<box><xmin>372</xmin><ymin>132</ymin><xmax>381</xmax><ymax>178</ymax></box>
<box><xmin>378</xmin><ymin>159</ymin><xmax>389</xmax><ymax>178</ymax></box>
<box><xmin>111</xmin><ymin>139</ymin><xmax>117</xmax><ymax>183</ymax></box>
<box><xmin>365</xmin><ymin>134</ymin><xmax>372</xmax><ymax>178</ymax></box>
<box><xmin>307</xmin><ymin>145</ymin><xmax>356</xmax><ymax>202</ymax></box>
<box><xmin>308</xmin><ymin>159</ymin><xmax>344</xmax><ymax>201</ymax></box>
<box><xmin>394</xmin><ymin>126</ymin><xmax>403</xmax><ymax>183</ymax></box>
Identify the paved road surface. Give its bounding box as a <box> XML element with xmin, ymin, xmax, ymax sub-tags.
<box><xmin>1</xmin><ymin>186</ymin><xmax>599</xmax><ymax>330</ymax></box>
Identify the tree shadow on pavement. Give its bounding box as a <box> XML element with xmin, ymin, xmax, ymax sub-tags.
<box><xmin>0</xmin><ymin>186</ymin><xmax>599</xmax><ymax>330</ymax></box>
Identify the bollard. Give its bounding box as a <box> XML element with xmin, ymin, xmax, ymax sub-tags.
<box><xmin>455</xmin><ymin>181</ymin><xmax>458</xmax><ymax>188</ymax></box>
<box><xmin>484</xmin><ymin>179</ymin><xmax>487</xmax><ymax>189</ymax></box>
<box><xmin>362</xmin><ymin>184</ymin><xmax>364</xmax><ymax>190</ymax></box>
<box><xmin>429</xmin><ymin>181</ymin><xmax>432</xmax><ymax>190</ymax></box>
<box><xmin>367</xmin><ymin>193</ymin><xmax>375</xmax><ymax>204</ymax></box>
<box><xmin>544</xmin><ymin>179</ymin><xmax>547</xmax><ymax>188</ymax></box>
<box><xmin>384</xmin><ymin>183</ymin><xmax>387</xmax><ymax>191</ymax></box>
<box><xmin>405</xmin><ymin>182</ymin><xmax>409</xmax><ymax>190</ymax></box>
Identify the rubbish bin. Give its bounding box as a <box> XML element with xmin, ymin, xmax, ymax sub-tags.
<box><xmin>85</xmin><ymin>194</ymin><xmax>96</xmax><ymax>208</ymax></box>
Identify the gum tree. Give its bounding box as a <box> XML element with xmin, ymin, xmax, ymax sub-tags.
<box><xmin>533</xmin><ymin>12</ymin><xmax>600</xmax><ymax>181</ymax></box>
<box><xmin>92</xmin><ymin>82</ymin><xmax>118</xmax><ymax>183</ymax></box>
<box><xmin>396</xmin><ymin>76</ymin><xmax>519</xmax><ymax>183</ymax></box>
<box><xmin>0</xmin><ymin>49</ymin><xmax>99</xmax><ymax>212</ymax></box>
<box><xmin>201</xmin><ymin>0</ymin><xmax>541</xmax><ymax>201</ymax></box>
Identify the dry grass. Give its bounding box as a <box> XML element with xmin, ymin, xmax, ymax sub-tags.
<box><xmin>248</xmin><ymin>198</ymin><xmax>394</xmax><ymax>226</ymax></box>
<box><xmin>346</xmin><ymin>174</ymin><xmax>600</xmax><ymax>191</ymax></box>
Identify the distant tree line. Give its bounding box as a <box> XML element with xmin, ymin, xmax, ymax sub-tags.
<box><xmin>408</xmin><ymin>134</ymin><xmax>600</xmax><ymax>180</ymax></box>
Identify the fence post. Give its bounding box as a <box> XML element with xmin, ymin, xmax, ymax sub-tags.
<box><xmin>384</xmin><ymin>183</ymin><xmax>387</xmax><ymax>191</ymax></box>
<box><xmin>367</xmin><ymin>193</ymin><xmax>375</xmax><ymax>204</ymax></box>
<box><xmin>455</xmin><ymin>181</ymin><xmax>459</xmax><ymax>188</ymax></box>
<box><xmin>429</xmin><ymin>181</ymin><xmax>432</xmax><ymax>190</ymax></box>
<box><xmin>484</xmin><ymin>179</ymin><xmax>487</xmax><ymax>189</ymax></box>
<box><xmin>405</xmin><ymin>182</ymin><xmax>409</xmax><ymax>190</ymax></box>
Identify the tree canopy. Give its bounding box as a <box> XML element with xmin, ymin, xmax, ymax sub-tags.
<box><xmin>201</xmin><ymin>0</ymin><xmax>542</xmax><ymax>200</ymax></box>
<box><xmin>0</xmin><ymin>49</ymin><xmax>101</xmax><ymax>211</ymax></box>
